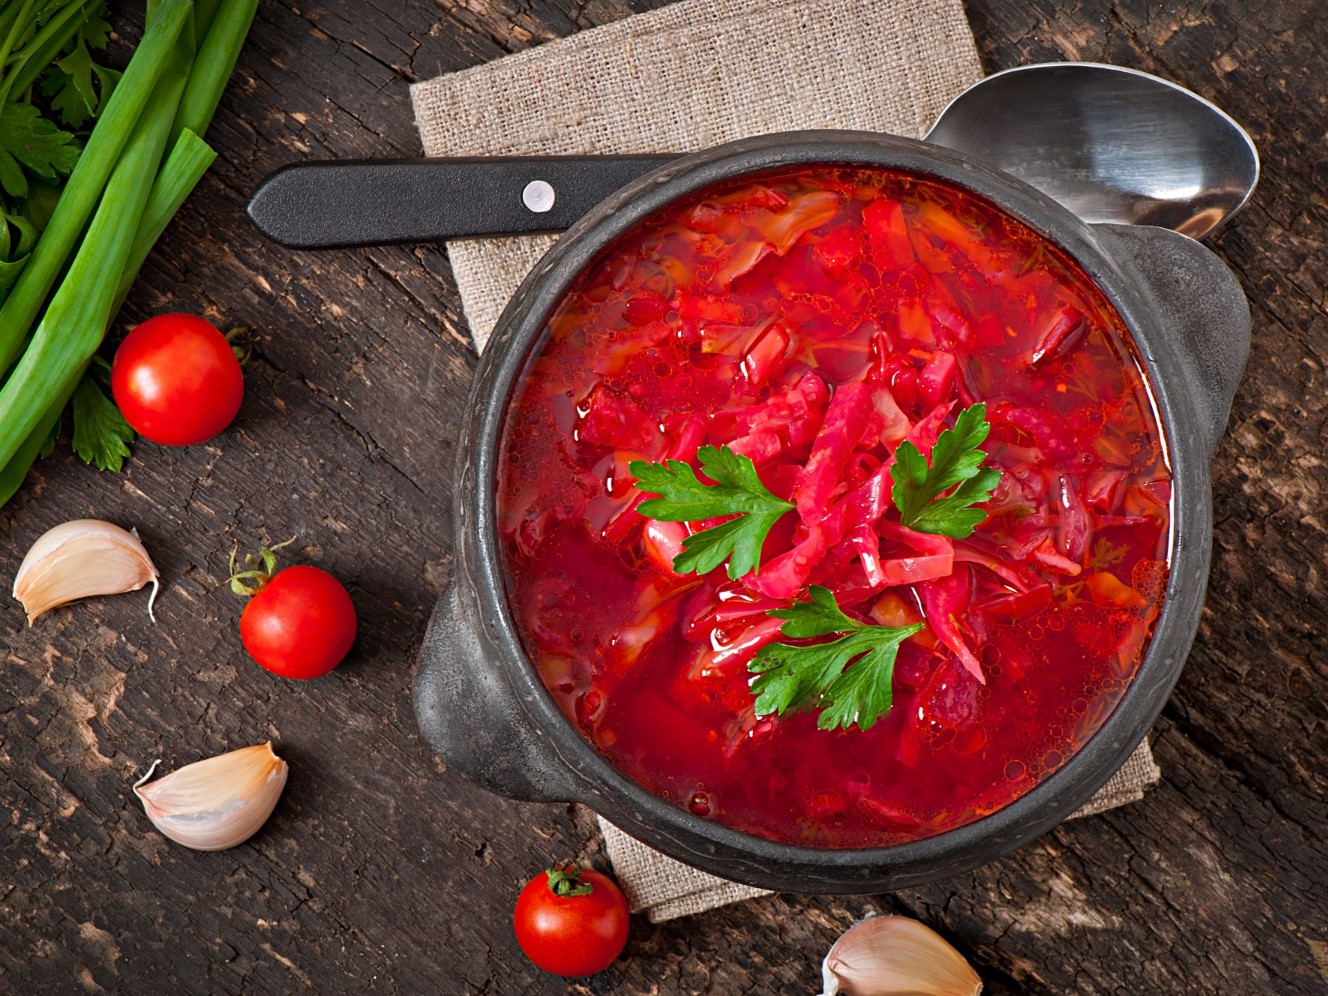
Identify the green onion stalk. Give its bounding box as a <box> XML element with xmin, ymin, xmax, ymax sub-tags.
<box><xmin>0</xmin><ymin>0</ymin><xmax>194</xmax><ymax>378</ymax></box>
<box><xmin>0</xmin><ymin>1</ymin><xmax>102</xmax><ymax>106</ymax></box>
<box><xmin>0</xmin><ymin>0</ymin><xmax>257</xmax><ymax>506</ymax></box>
<box><xmin>0</xmin><ymin>130</ymin><xmax>217</xmax><ymax>506</ymax></box>
<box><xmin>0</xmin><ymin>15</ymin><xmax>192</xmax><ymax>464</ymax></box>
<box><xmin>176</xmin><ymin>0</ymin><xmax>257</xmax><ymax>140</ymax></box>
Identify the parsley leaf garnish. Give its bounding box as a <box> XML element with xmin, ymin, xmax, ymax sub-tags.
<box><xmin>43</xmin><ymin>42</ymin><xmax>102</xmax><ymax>129</ymax></box>
<box><xmin>39</xmin><ymin>8</ymin><xmax>121</xmax><ymax>131</ymax></box>
<box><xmin>749</xmin><ymin>586</ymin><xmax>922</xmax><ymax>731</ymax></box>
<box><xmin>891</xmin><ymin>401</ymin><xmax>1001</xmax><ymax>538</ymax></box>
<box><xmin>0</xmin><ymin>104</ymin><xmax>82</xmax><ymax>200</ymax></box>
<box><xmin>630</xmin><ymin>445</ymin><xmax>795</xmax><ymax>579</ymax></box>
<box><xmin>71</xmin><ymin>359</ymin><xmax>133</xmax><ymax>471</ymax></box>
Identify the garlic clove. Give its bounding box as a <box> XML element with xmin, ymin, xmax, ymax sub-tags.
<box><xmin>12</xmin><ymin>518</ymin><xmax>160</xmax><ymax>625</ymax></box>
<box><xmin>133</xmin><ymin>742</ymin><xmax>288</xmax><ymax>851</ymax></box>
<box><xmin>821</xmin><ymin>914</ymin><xmax>983</xmax><ymax>996</ymax></box>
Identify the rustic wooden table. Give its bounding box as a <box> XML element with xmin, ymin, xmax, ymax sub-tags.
<box><xmin>3</xmin><ymin>1</ymin><xmax>1324</xmax><ymax>992</ymax></box>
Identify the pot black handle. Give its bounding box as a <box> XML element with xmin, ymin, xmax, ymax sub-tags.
<box><xmin>1092</xmin><ymin>223</ymin><xmax>1250</xmax><ymax>457</ymax></box>
<box><xmin>414</xmin><ymin>577</ymin><xmax>581</xmax><ymax>803</ymax></box>
<box><xmin>247</xmin><ymin>156</ymin><xmax>677</xmax><ymax>248</ymax></box>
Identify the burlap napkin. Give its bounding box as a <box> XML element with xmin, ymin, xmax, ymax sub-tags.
<box><xmin>411</xmin><ymin>0</ymin><xmax>1162</xmax><ymax>922</ymax></box>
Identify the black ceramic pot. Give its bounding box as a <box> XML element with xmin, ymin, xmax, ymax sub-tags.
<box><xmin>414</xmin><ymin>131</ymin><xmax>1250</xmax><ymax>894</ymax></box>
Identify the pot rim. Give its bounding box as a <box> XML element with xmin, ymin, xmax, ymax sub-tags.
<box><xmin>464</xmin><ymin>130</ymin><xmax>1206</xmax><ymax>882</ymax></box>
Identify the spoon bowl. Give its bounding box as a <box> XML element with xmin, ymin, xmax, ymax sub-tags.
<box><xmin>924</xmin><ymin>62</ymin><xmax>1259</xmax><ymax>239</ymax></box>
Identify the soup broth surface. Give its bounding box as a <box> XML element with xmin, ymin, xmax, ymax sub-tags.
<box><xmin>496</xmin><ymin>165</ymin><xmax>1171</xmax><ymax>848</ymax></box>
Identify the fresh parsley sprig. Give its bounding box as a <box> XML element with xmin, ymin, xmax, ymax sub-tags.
<box><xmin>892</xmin><ymin>402</ymin><xmax>1001</xmax><ymax>538</ymax></box>
<box><xmin>38</xmin><ymin>7</ymin><xmax>119</xmax><ymax>130</ymax></box>
<box><xmin>0</xmin><ymin>104</ymin><xmax>82</xmax><ymax>204</ymax></box>
<box><xmin>629</xmin><ymin>445</ymin><xmax>794</xmax><ymax>579</ymax></box>
<box><xmin>749</xmin><ymin>586</ymin><xmax>922</xmax><ymax>731</ymax></box>
<box><xmin>70</xmin><ymin>356</ymin><xmax>131</xmax><ymax>470</ymax></box>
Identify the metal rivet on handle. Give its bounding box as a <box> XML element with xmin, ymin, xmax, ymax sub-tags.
<box><xmin>522</xmin><ymin>180</ymin><xmax>556</xmax><ymax>213</ymax></box>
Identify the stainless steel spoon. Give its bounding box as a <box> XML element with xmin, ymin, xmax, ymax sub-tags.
<box><xmin>924</xmin><ymin>62</ymin><xmax>1258</xmax><ymax>239</ymax></box>
<box><xmin>247</xmin><ymin>61</ymin><xmax>1259</xmax><ymax>249</ymax></box>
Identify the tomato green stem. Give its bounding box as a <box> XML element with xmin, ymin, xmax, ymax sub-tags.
<box><xmin>224</xmin><ymin>326</ymin><xmax>253</xmax><ymax>366</ymax></box>
<box><xmin>545</xmin><ymin>864</ymin><xmax>594</xmax><ymax>898</ymax></box>
<box><xmin>227</xmin><ymin>538</ymin><xmax>297</xmax><ymax>596</ymax></box>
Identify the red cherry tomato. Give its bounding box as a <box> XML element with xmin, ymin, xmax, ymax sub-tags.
<box><xmin>240</xmin><ymin>565</ymin><xmax>357</xmax><ymax>679</ymax></box>
<box><xmin>110</xmin><ymin>313</ymin><xmax>244</xmax><ymax>446</ymax></box>
<box><xmin>513</xmin><ymin>864</ymin><xmax>629</xmax><ymax>977</ymax></box>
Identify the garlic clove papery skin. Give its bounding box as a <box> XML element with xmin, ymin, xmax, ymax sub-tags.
<box><xmin>821</xmin><ymin>914</ymin><xmax>983</xmax><ymax>996</ymax></box>
<box><xmin>12</xmin><ymin>518</ymin><xmax>160</xmax><ymax>625</ymax></box>
<box><xmin>133</xmin><ymin>743</ymin><xmax>288</xmax><ymax>851</ymax></box>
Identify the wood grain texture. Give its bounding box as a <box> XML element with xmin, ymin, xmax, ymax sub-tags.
<box><xmin>2</xmin><ymin>1</ymin><xmax>1324</xmax><ymax>992</ymax></box>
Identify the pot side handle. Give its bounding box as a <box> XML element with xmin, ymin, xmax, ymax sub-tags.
<box><xmin>1092</xmin><ymin>223</ymin><xmax>1251</xmax><ymax>458</ymax></box>
<box><xmin>414</xmin><ymin>580</ymin><xmax>580</xmax><ymax>804</ymax></box>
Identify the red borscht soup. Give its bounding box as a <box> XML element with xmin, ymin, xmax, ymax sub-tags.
<box><xmin>496</xmin><ymin>165</ymin><xmax>1171</xmax><ymax>848</ymax></box>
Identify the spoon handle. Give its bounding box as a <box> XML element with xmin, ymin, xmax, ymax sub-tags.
<box><xmin>246</xmin><ymin>155</ymin><xmax>678</xmax><ymax>248</ymax></box>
